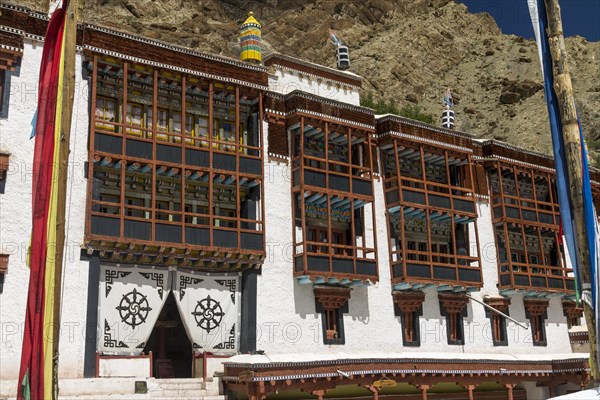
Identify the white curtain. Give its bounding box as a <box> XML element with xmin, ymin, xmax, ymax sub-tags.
<box><xmin>99</xmin><ymin>265</ymin><xmax>171</xmax><ymax>354</ymax></box>
<box><xmin>173</xmin><ymin>271</ymin><xmax>240</xmax><ymax>354</ymax></box>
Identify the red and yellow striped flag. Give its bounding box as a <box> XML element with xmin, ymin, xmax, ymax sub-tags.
<box><xmin>18</xmin><ymin>2</ymin><xmax>70</xmax><ymax>399</ymax></box>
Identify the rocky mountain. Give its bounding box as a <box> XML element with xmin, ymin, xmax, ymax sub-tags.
<box><xmin>11</xmin><ymin>0</ymin><xmax>600</xmax><ymax>166</ymax></box>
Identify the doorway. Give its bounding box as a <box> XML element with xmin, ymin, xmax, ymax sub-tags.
<box><xmin>143</xmin><ymin>292</ymin><xmax>192</xmax><ymax>378</ymax></box>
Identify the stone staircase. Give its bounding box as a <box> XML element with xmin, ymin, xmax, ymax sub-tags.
<box><xmin>0</xmin><ymin>378</ymin><xmax>225</xmax><ymax>400</ymax></box>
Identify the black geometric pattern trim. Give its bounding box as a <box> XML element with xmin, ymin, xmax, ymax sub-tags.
<box><xmin>105</xmin><ymin>270</ymin><xmax>132</xmax><ymax>297</ymax></box>
<box><xmin>214</xmin><ymin>324</ymin><xmax>236</xmax><ymax>350</ymax></box>
<box><xmin>103</xmin><ymin>319</ymin><xmax>128</xmax><ymax>349</ymax></box>
<box><xmin>136</xmin><ymin>342</ymin><xmax>146</xmax><ymax>349</ymax></box>
<box><xmin>192</xmin><ymin>342</ymin><xmax>203</xmax><ymax>350</ymax></box>
<box><xmin>216</xmin><ymin>279</ymin><xmax>237</xmax><ymax>304</ymax></box>
<box><xmin>178</xmin><ymin>275</ymin><xmax>204</xmax><ymax>301</ymax></box>
<box><xmin>139</xmin><ymin>272</ymin><xmax>165</xmax><ymax>300</ymax></box>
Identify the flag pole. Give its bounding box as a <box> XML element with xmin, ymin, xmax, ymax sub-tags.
<box><xmin>543</xmin><ymin>0</ymin><xmax>599</xmax><ymax>382</ymax></box>
<box><xmin>51</xmin><ymin>0</ymin><xmax>78</xmax><ymax>397</ymax></box>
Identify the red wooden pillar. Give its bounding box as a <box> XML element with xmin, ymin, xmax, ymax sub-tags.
<box><xmin>418</xmin><ymin>384</ymin><xmax>430</xmax><ymax>400</ymax></box>
<box><xmin>466</xmin><ymin>384</ymin><xmax>475</xmax><ymax>400</ymax></box>
<box><xmin>505</xmin><ymin>384</ymin><xmax>515</xmax><ymax>400</ymax></box>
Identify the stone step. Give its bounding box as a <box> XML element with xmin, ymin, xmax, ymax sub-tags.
<box><xmin>150</xmin><ymin>382</ymin><xmax>206</xmax><ymax>390</ymax></box>
<box><xmin>0</xmin><ymin>378</ymin><xmax>224</xmax><ymax>399</ymax></box>
<box><xmin>153</xmin><ymin>389</ymin><xmax>209</xmax><ymax>397</ymax></box>
<box><xmin>148</xmin><ymin>382</ymin><xmax>206</xmax><ymax>390</ymax></box>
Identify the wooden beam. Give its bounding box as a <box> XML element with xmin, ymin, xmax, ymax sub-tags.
<box><xmin>544</xmin><ymin>0</ymin><xmax>598</xmax><ymax>379</ymax></box>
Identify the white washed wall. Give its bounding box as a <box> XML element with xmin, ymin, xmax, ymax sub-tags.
<box><xmin>0</xmin><ymin>42</ymin><xmax>90</xmax><ymax>379</ymax></box>
<box><xmin>268</xmin><ymin>68</ymin><xmax>360</xmax><ymax>106</ymax></box>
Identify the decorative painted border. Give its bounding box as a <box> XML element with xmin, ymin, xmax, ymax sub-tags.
<box><xmin>379</xmin><ymin>131</ymin><xmax>473</xmax><ymax>154</ymax></box>
<box><xmin>83</xmin><ymin>23</ymin><xmax>266</xmax><ymax>73</ymax></box>
<box><xmin>481</xmin><ymin>139</ymin><xmax>554</xmax><ymax>162</ymax></box>
<box><xmin>82</xmin><ymin>45</ymin><xmax>269</xmax><ymax>91</ymax></box>
<box><xmin>223</xmin><ymin>357</ymin><xmax>589</xmax><ymax>369</ymax></box>
<box><xmin>286</xmin><ymin>109</ymin><xmax>374</xmax><ymax>130</ymax></box>
<box><xmin>0</xmin><ymin>3</ymin><xmax>48</xmax><ymax>20</ymax></box>
<box><xmin>223</xmin><ymin>365</ymin><xmax>589</xmax><ymax>382</ymax></box>
<box><xmin>472</xmin><ymin>155</ymin><xmax>556</xmax><ymax>174</ymax></box>
<box><xmin>285</xmin><ymin>90</ymin><xmax>373</xmax><ymax>116</ymax></box>
<box><xmin>377</xmin><ymin>114</ymin><xmax>474</xmax><ymax>140</ymax></box>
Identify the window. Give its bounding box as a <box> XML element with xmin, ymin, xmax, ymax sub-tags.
<box><xmin>524</xmin><ymin>299</ymin><xmax>549</xmax><ymax>346</ymax></box>
<box><xmin>484</xmin><ymin>297</ymin><xmax>510</xmax><ymax>346</ymax></box>
<box><xmin>491</xmin><ymin>314</ymin><xmax>506</xmax><ymax>343</ymax></box>
<box><xmin>530</xmin><ymin>315</ymin><xmax>545</xmax><ymax>344</ymax></box>
<box><xmin>0</xmin><ymin>254</ymin><xmax>8</xmax><ymax>294</ymax></box>
<box><xmin>308</xmin><ymin>227</ymin><xmax>328</xmax><ymax>254</ymax></box>
<box><xmin>126</xmin><ymin>102</ymin><xmax>144</xmax><ymax>136</ymax></box>
<box><xmin>215</xmin><ymin>207</ymin><xmax>236</xmax><ymax>228</ymax></box>
<box><xmin>182</xmin><ymin>113</ymin><xmax>194</xmax><ymax>145</ymax></box>
<box><xmin>332</xmin><ymin>230</ymin><xmax>350</xmax><ymax>256</ymax></box>
<box><xmin>196</xmin><ymin>117</ymin><xmax>209</xmax><ymax>140</ymax></box>
<box><xmin>95</xmin><ymin>96</ymin><xmax>117</xmax><ymax>131</ymax></box>
<box><xmin>418</xmin><ymin>242</ymin><xmax>427</xmax><ymax>262</ymax></box>
<box><xmin>147</xmin><ymin>107</ymin><xmax>168</xmax><ymax>140</ymax></box>
<box><xmin>314</xmin><ymin>286</ymin><xmax>350</xmax><ymax>345</ymax></box>
<box><xmin>324</xmin><ymin>309</ymin><xmax>340</xmax><ymax>341</ymax></box>
<box><xmin>407</xmin><ymin>241</ymin><xmax>417</xmax><ymax>261</ymax></box>
<box><xmin>218</xmin><ymin>120</ymin><xmax>236</xmax><ymax>151</ymax></box>
<box><xmin>439</xmin><ymin>293</ymin><xmax>469</xmax><ymax>345</ymax></box>
<box><xmin>563</xmin><ymin>301</ymin><xmax>583</xmax><ymax>329</ymax></box>
<box><xmin>0</xmin><ymin>68</ymin><xmax>13</xmax><ymax>118</ymax></box>
<box><xmin>567</xmin><ymin>314</ymin><xmax>581</xmax><ymax>329</ymax></box>
<box><xmin>393</xmin><ymin>291</ymin><xmax>425</xmax><ymax>347</ymax></box>
<box><xmin>0</xmin><ymin>70</ymin><xmax>5</xmax><ymax>113</ymax></box>
<box><xmin>0</xmin><ymin>152</ymin><xmax>9</xmax><ymax>194</ymax></box>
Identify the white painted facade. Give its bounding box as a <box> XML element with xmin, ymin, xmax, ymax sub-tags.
<box><xmin>0</xmin><ymin>41</ymin><xmax>91</xmax><ymax>380</ymax></box>
<box><xmin>267</xmin><ymin>64</ymin><xmax>361</xmax><ymax>106</ymax></box>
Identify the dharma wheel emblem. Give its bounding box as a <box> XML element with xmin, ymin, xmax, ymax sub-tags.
<box><xmin>192</xmin><ymin>295</ymin><xmax>224</xmax><ymax>333</ymax></box>
<box><xmin>116</xmin><ymin>288</ymin><xmax>152</xmax><ymax>328</ymax></box>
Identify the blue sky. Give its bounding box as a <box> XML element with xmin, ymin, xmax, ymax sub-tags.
<box><xmin>458</xmin><ymin>0</ymin><xmax>600</xmax><ymax>41</ymax></box>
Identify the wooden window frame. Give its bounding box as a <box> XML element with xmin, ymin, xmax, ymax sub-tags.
<box><xmin>85</xmin><ymin>58</ymin><xmax>266</xmax><ymax>268</ymax></box>
<box><xmin>562</xmin><ymin>301</ymin><xmax>583</xmax><ymax>329</ymax></box>
<box><xmin>0</xmin><ymin>253</ymin><xmax>8</xmax><ymax>294</ymax></box>
<box><xmin>439</xmin><ymin>293</ymin><xmax>469</xmax><ymax>346</ymax></box>
<box><xmin>489</xmin><ymin>161</ymin><xmax>572</xmax><ymax>292</ymax></box>
<box><xmin>95</xmin><ymin>95</ymin><xmax>117</xmax><ymax>131</ymax></box>
<box><xmin>290</xmin><ymin>115</ymin><xmax>378</xmax><ymax>282</ymax></box>
<box><xmin>0</xmin><ymin>69</ymin><xmax>5</xmax><ymax>112</ymax></box>
<box><xmin>483</xmin><ymin>297</ymin><xmax>511</xmax><ymax>346</ymax></box>
<box><xmin>393</xmin><ymin>291</ymin><xmax>425</xmax><ymax>347</ymax></box>
<box><xmin>0</xmin><ymin>152</ymin><xmax>9</xmax><ymax>194</ymax></box>
<box><xmin>524</xmin><ymin>299</ymin><xmax>549</xmax><ymax>346</ymax></box>
<box><xmin>314</xmin><ymin>286</ymin><xmax>351</xmax><ymax>345</ymax></box>
<box><xmin>380</xmin><ymin>138</ymin><xmax>482</xmax><ymax>288</ymax></box>
<box><xmin>0</xmin><ymin>68</ymin><xmax>11</xmax><ymax>118</ymax></box>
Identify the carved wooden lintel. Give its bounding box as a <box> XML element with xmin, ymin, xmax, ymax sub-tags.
<box><xmin>314</xmin><ymin>285</ymin><xmax>351</xmax><ymax>310</ymax></box>
<box><xmin>562</xmin><ymin>300</ymin><xmax>583</xmax><ymax>320</ymax></box>
<box><xmin>393</xmin><ymin>291</ymin><xmax>426</xmax><ymax>313</ymax></box>
<box><xmin>0</xmin><ymin>253</ymin><xmax>8</xmax><ymax>274</ymax></box>
<box><xmin>524</xmin><ymin>298</ymin><xmax>550</xmax><ymax>316</ymax></box>
<box><xmin>483</xmin><ymin>296</ymin><xmax>511</xmax><ymax>313</ymax></box>
<box><xmin>439</xmin><ymin>293</ymin><xmax>469</xmax><ymax>314</ymax></box>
